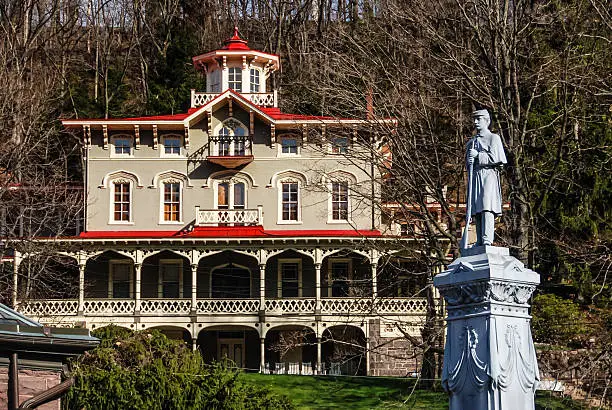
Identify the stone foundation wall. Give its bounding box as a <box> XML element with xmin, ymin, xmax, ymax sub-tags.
<box><xmin>0</xmin><ymin>368</ymin><xmax>61</xmax><ymax>410</ymax></box>
<box><xmin>368</xmin><ymin>319</ymin><xmax>421</xmax><ymax>377</ymax></box>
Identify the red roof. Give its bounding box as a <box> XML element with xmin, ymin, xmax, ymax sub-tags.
<box><xmin>222</xmin><ymin>27</ymin><xmax>251</xmax><ymax>51</ymax></box>
<box><xmin>77</xmin><ymin>226</ymin><xmax>382</xmax><ymax>239</ymax></box>
<box><xmin>258</xmin><ymin>107</ymin><xmax>337</xmax><ymax>121</ymax></box>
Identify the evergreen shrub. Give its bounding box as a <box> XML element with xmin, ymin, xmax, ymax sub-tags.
<box><xmin>64</xmin><ymin>325</ymin><xmax>294</xmax><ymax>410</ymax></box>
<box><xmin>531</xmin><ymin>294</ymin><xmax>587</xmax><ymax>347</ymax></box>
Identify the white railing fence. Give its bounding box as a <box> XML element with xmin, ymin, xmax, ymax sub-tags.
<box><xmin>195</xmin><ymin>206</ymin><xmax>263</xmax><ymax>226</ymax></box>
<box><xmin>140</xmin><ymin>299</ymin><xmax>191</xmax><ymax>314</ymax></box>
<box><xmin>84</xmin><ymin>299</ymin><xmax>135</xmax><ymax>315</ymax></box>
<box><xmin>18</xmin><ymin>299</ymin><xmax>78</xmax><ymax>316</ymax></box>
<box><xmin>191</xmin><ymin>91</ymin><xmax>276</xmax><ymax>108</ymax></box>
<box><xmin>265</xmin><ymin>298</ymin><xmax>316</xmax><ymax>314</ymax></box>
<box><xmin>196</xmin><ymin>298</ymin><xmax>260</xmax><ymax>314</ymax></box>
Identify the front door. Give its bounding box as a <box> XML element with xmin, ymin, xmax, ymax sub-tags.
<box><xmin>218</xmin><ymin>337</ymin><xmax>244</xmax><ymax>368</ymax></box>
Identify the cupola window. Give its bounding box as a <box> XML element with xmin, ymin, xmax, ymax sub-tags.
<box><xmin>250</xmin><ymin>68</ymin><xmax>260</xmax><ymax>92</ymax></box>
<box><xmin>228</xmin><ymin>67</ymin><xmax>242</xmax><ymax>92</ymax></box>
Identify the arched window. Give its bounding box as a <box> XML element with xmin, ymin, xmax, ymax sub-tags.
<box><xmin>213</xmin><ymin>119</ymin><xmax>249</xmax><ymax>156</ymax></box>
<box><xmin>159</xmin><ymin>178</ymin><xmax>183</xmax><ymax>224</ymax></box>
<box><xmin>109</xmin><ymin>177</ymin><xmax>134</xmax><ymax>224</ymax></box>
<box><xmin>323</xmin><ymin>171</ymin><xmax>358</xmax><ymax>223</ymax></box>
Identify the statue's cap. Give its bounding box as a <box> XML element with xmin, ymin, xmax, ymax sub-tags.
<box><xmin>472</xmin><ymin>109</ymin><xmax>490</xmax><ymax>119</ymax></box>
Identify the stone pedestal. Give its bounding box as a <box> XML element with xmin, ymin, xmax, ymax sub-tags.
<box><xmin>433</xmin><ymin>246</ymin><xmax>540</xmax><ymax>410</ymax></box>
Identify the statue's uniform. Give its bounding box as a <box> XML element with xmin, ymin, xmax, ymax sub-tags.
<box><xmin>466</xmin><ymin>131</ymin><xmax>507</xmax><ymax>245</ymax></box>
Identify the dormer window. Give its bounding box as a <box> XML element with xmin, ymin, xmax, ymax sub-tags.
<box><xmin>250</xmin><ymin>68</ymin><xmax>260</xmax><ymax>92</ymax></box>
<box><xmin>112</xmin><ymin>136</ymin><xmax>133</xmax><ymax>157</ymax></box>
<box><xmin>228</xmin><ymin>67</ymin><xmax>242</xmax><ymax>92</ymax></box>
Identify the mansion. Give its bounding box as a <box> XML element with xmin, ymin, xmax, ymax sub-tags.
<box><xmin>10</xmin><ymin>29</ymin><xmax>433</xmax><ymax>377</ymax></box>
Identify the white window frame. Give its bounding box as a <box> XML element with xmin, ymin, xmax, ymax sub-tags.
<box><xmin>159</xmin><ymin>179</ymin><xmax>183</xmax><ymax>225</ymax></box>
<box><xmin>160</xmin><ymin>135</ymin><xmax>183</xmax><ymax>157</ymax></box>
<box><xmin>249</xmin><ymin>68</ymin><xmax>261</xmax><ymax>93</ymax></box>
<box><xmin>277</xmin><ymin>135</ymin><xmax>301</xmax><ymax>157</ymax></box>
<box><xmin>327</xmin><ymin>258</ymin><xmax>352</xmax><ymax>297</ymax></box>
<box><xmin>277</xmin><ymin>258</ymin><xmax>302</xmax><ymax>298</ymax></box>
<box><xmin>228</xmin><ymin>67</ymin><xmax>242</xmax><ymax>92</ymax></box>
<box><xmin>213</xmin><ymin>119</ymin><xmax>249</xmax><ymax>156</ymax></box>
<box><xmin>277</xmin><ymin>179</ymin><xmax>302</xmax><ymax>224</ymax></box>
<box><xmin>109</xmin><ymin>179</ymin><xmax>134</xmax><ymax>225</ymax></box>
<box><xmin>158</xmin><ymin>259</ymin><xmax>183</xmax><ymax>298</ymax></box>
<box><xmin>213</xmin><ymin>179</ymin><xmax>248</xmax><ymax>210</ymax></box>
<box><xmin>327</xmin><ymin>180</ymin><xmax>351</xmax><ymax>223</ymax></box>
<box><xmin>111</xmin><ymin>135</ymin><xmax>134</xmax><ymax>158</ymax></box>
<box><xmin>108</xmin><ymin>260</ymin><xmax>134</xmax><ymax>298</ymax></box>
<box><xmin>329</xmin><ymin>136</ymin><xmax>349</xmax><ymax>155</ymax></box>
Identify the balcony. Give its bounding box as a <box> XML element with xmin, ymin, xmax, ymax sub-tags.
<box><xmin>18</xmin><ymin>297</ymin><xmax>428</xmax><ymax>318</ymax></box>
<box><xmin>206</xmin><ymin>135</ymin><xmax>254</xmax><ymax>168</ymax></box>
<box><xmin>191</xmin><ymin>91</ymin><xmax>277</xmax><ymax>108</ymax></box>
<box><xmin>195</xmin><ymin>207</ymin><xmax>263</xmax><ymax>226</ymax></box>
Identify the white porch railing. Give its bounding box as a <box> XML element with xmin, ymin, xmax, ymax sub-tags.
<box><xmin>195</xmin><ymin>206</ymin><xmax>263</xmax><ymax>226</ymax></box>
<box><xmin>265</xmin><ymin>298</ymin><xmax>316</xmax><ymax>314</ymax></box>
<box><xmin>376</xmin><ymin>298</ymin><xmax>428</xmax><ymax>314</ymax></box>
<box><xmin>16</xmin><ymin>297</ymin><xmax>428</xmax><ymax>317</ymax></box>
<box><xmin>197</xmin><ymin>298</ymin><xmax>260</xmax><ymax>314</ymax></box>
<box><xmin>83</xmin><ymin>299</ymin><xmax>135</xmax><ymax>315</ymax></box>
<box><xmin>320</xmin><ymin>298</ymin><xmax>372</xmax><ymax>314</ymax></box>
<box><xmin>18</xmin><ymin>299</ymin><xmax>78</xmax><ymax>316</ymax></box>
<box><xmin>191</xmin><ymin>91</ymin><xmax>277</xmax><ymax>108</ymax></box>
<box><xmin>140</xmin><ymin>299</ymin><xmax>191</xmax><ymax>315</ymax></box>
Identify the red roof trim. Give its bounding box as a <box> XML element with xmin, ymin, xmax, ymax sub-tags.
<box><xmin>77</xmin><ymin>227</ymin><xmax>382</xmax><ymax>239</ymax></box>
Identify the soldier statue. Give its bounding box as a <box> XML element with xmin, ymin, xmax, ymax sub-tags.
<box><xmin>464</xmin><ymin>109</ymin><xmax>507</xmax><ymax>247</ymax></box>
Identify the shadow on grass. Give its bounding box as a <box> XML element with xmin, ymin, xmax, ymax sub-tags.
<box><xmin>242</xmin><ymin>374</ymin><xmax>588</xmax><ymax>410</ymax></box>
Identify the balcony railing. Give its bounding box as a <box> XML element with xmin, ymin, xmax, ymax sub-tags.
<box><xmin>191</xmin><ymin>91</ymin><xmax>277</xmax><ymax>108</ymax></box>
<box><xmin>206</xmin><ymin>135</ymin><xmax>254</xmax><ymax>168</ymax></box>
<box><xmin>17</xmin><ymin>297</ymin><xmax>428</xmax><ymax>318</ymax></box>
<box><xmin>195</xmin><ymin>206</ymin><xmax>263</xmax><ymax>226</ymax></box>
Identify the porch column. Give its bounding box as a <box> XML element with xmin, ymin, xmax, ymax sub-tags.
<box><xmin>259</xmin><ymin>337</ymin><xmax>266</xmax><ymax>373</ymax></box>
<box><xmin>11</xmin><ymin>251</ymin><xmax>20</xmax><ymax>308</ymax></box>
<box><xmin>78</xmin><ymin>262</ymin><xmax>86</xmax><ymax>315</ymax></box>
<box><xmin>316</xmin><ymin>337</ymin><xmax>322</xmax><ymax>375</ymax></box>
<box><xmin>259</xmin><ymin>263</ymin><xmax>266</xmax><ymax>311</ymax></box>
<box><xmin>365</xmin><ymin>337</ymin><xmax>371</xmax><ymax>376</ymax></box>
<box><xmin>371</xmin><ymin>263</ymin><xmax>378</xmax><ymax>300</ymax></box>
<box><xmin>191</xmin><ymin>264</ymin><xmax>198</xmax><ymax>314</ymax></box>
<box><xmin>134</xmin><ymin>263</ymin><xmax>142</xmax><ymax>314</ymax></box>
<box><xmin>192</xmin><ymin>338</ymin><xmax>198</xmax><ymax>352</ymax></box>
<box><xmin>315</xmin><ymin>263</ymin><xmax>322</xmax><ymax>313</ymax></box>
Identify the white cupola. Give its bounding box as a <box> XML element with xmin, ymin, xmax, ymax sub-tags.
<box><xmin>192</xmin><ymin>27</ymin><xmax>280</xmax><ymax>94</ymax></box>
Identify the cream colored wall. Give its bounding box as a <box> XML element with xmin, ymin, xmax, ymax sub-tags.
<box><xmin>86</xmin><ymin>105</ymin><xmax>381</xmax><ymax>232</ymax></box>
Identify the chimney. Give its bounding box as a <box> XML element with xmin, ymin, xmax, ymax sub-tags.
<box><xmin>366</xmin><ymin>87</ymin><xmax>374</xmax><ymax>120</ymax></box>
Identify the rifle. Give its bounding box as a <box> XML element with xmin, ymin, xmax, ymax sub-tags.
<box><xmin>460</xmin><ymin>139</ymin><xmax>476</xmax><ymax>251</ymax></box>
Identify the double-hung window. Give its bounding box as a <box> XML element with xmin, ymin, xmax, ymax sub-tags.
<box><xmin>331</xmin><ymin>136</ymin><xmax>348</xmax><ymax>154</ymax></box>
<box><xmin>159</xmin><ymin>260</ymin><xmax>182</xmax><ymax>298</ymax></box>
<box><xmin>279</xmin><ymin>261</ymin><xmax>300</xmax><ymax>297</ymax></box>
<box><xmin>113</xmin><ymin>137</ymin><xmax>133</xmax><ymax>156</ymax></box>
<box><xmin>228</xmin><ymin>67</ymin><xmax>242</xmax><ymax>92</ymax></box>
<box><xmin>113</xmin><ymin>182</ymin><xmax>131</xmax><ymax>222</ymax></box>
<box><xmin>109</xmin><ymin>261</ymin><xmax>132</xmax><ymax>298</ymax></box>
<box><xmin>163</xmin><ymin>137</ymin><xmax>181</xmax><ymax>156</ymax></box>
<box><xmin>331</xmin><ymin>182</ymin><xmax>349</xmax><ymax>221</ymax></box>
<box><xmin>281</xmin><ymin>182</ymin><xmax>299</xmax><ymax>221</ymax></box>
<box><xmin>281</xmin><ymin>137</ymin><xmax>298</xmax><ymax>155</ymax></box>
<box><xmin>163</xmin><ymin>182</ymin><xmax>181</xmax><ymax>222</ymax></box>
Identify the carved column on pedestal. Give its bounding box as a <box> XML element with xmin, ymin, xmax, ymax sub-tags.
<box><xmin>434</xmin><ymin>246</ymin><xmax>540</xmax><ymax>410</ymax></box>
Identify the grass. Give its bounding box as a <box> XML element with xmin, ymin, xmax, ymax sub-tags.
<box><xmin>240</xmin><ymin>374</ymin><xmax>589</xmax><ymax>410</ymax></box>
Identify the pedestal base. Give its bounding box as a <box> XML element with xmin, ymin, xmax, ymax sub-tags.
<box><xmin>434</xmin><ymin>246</ymin><xmax>540</xmax><ymax>410</ymax></box>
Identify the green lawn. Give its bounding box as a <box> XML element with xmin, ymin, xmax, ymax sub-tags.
<box><xmin>240</xmin><ymin>374</ymin><xmax>588</xmax><ymax>410</ymax></box>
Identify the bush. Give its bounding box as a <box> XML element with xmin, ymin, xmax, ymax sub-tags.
<box><xmin>64</xmin><ymin>327</ymin><xmax>294</xmax><ymax>410</ymax></box>
<box><xmin>531</xmin><ymin>294</ymin><xmax>587</xmax><ymax>347</ymax></box>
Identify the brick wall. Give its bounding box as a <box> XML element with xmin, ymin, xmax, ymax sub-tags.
<box><xmin>0</xmin><ymin>368</ymin><xmax>61</xmax><ymax>410</ymax></box>
<box><xmin>369</xmin><ymin>319</ymin><xmax>421</xmax><ymax>377</ymax></box>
